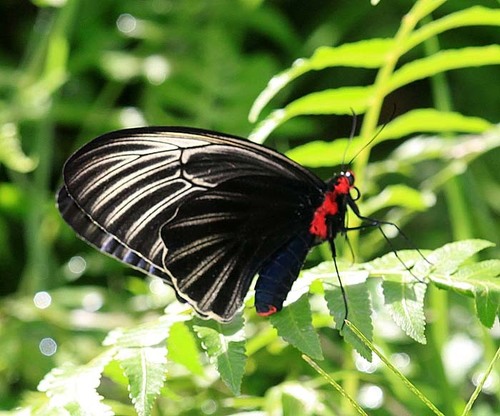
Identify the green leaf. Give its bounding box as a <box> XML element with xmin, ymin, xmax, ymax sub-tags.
<box><xmin>407</xmin><ymin>7</ymin><xmax>500</xmax><ymax>52</ymax></box>
<box><xmin>380</xmin><ymin>109</ymin><xmax>491</xmax><ymax>140</ymax></box>
<box><xmin>465</xmin><ymin>261</ymin><xmax>500</xmax><ymax>328</ymax></box>
<box><xmin>249</xmin><ymin>86</ymin><xmax>373</xmax><ymax>143</ymax></box>
<box><xmin>264</xmin><ymin>381</ymin><xmax>321</xmax><ymax>416</ymax></box>
<box><xmin>102</xmin><ymin>316</ymin><xmax>184</xmax><ymax>415</ymax></box>
<box><xmin>285</xmin><ymin>138</ymin><xmax>355</xmax><ymax>167</ymax></box>
<box><xmin>214</xmin><ymin>339</ymin><xmax>246</xmax><ymax>394</ymax></box>
<box><xmin>325</xmin><ymin>279</ymin><xmax>374</xmax><ymax>360</ymax></box>
<box><xmin>361</xmin><ymin>184</ymin><xmax>430</xmax><ymax>216</ymax></box>
<box><xmin>167</xmin><ymin>321</ymin><xmax>204</xmax><ymax>375</ymax></box>
<box><xmin>38</xmin><ymin>350</ymin><xmax>115</xmax><ymax>416</ymax></box>
<box><xmin>422</xmin><ymin>239</ymin><xmax>495</xmax><ymax>275</ymax></box>
<box><xmin>249</xmin><ymin>38</ymin><xmax>393</xmax><ymax>122</ymax></box>
<box><xmin>285</xmin><ymin>110</ymin><xmax>491</xmax><ymax>168</ymax></box>
<box><xmin>269</xmin><ymin>294</ymin><xmax>323</xmax><ymax>360</ymax></box>
<box><xmin>103</xmin><ymin>315</ymin><xmax>183</xmax><ymax>348</ymax></box>
<box><xmin>193</xmin><ymin>316</ymin><xmax>247</xmax><ymax>395</ymax></box>
<box><xmin>388</xmin><ymin>45</ymin><xmax>500</xmax><ymax>93</ymax></box>
<box><xmin>305</xmin><ymin>39</ymin><xmax>394</xmax><ymax>69</ymax></box>
<box><xmin>389</xmin><ymin>125</ymin><xmax>500</xmax><ymax>166</ymax></box>
<box><xmin>366</xmin><ymin>250</ymin><xmax>427</xmax><ymax>273</ymax></box>
<box><xmin>364</xmin><ymin>251</ymin><xmax>429</xmax><ymax>342</ymax></box>
<box><xmin>431</xmin><ymin>260</ymin><xmax>500</xmax><ymax>328</ymax></box>
<box><xmin>0</xmin><ymin>123</ymin><xmax>37</xmax><ymax>173</ymax></box>
<box><xmin>117</xmin><ymin>346</ymin><xmax>168</xmax><ymax>416</ymax></box>
<box><xmin>250</xmin><ymin>47</ymin><xmax>499</xmax><ymax>145</ymax></box>
<box><xmin>283</xmin><ymin>86</ymin><xmax>373</xmax><ymax>118</ymax></box>
<box><xmin>412</xmin><ymin>240</ymin><xmax>498</xmax><ymax>328</ymax></box>
<box><xmin>382</xmin><ymin>280</ymin><xmax>427</xmax><ymax>344</ymax></box>
<box><xmin>365</xmin><ymin>240</ymin><xmax>498</xmax><ymax>337</ymax></box>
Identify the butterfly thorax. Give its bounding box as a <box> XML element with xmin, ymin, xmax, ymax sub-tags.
<box><xmin>309</xmin><ymin>171</ymin><xmax>355</xmax><ymax>240</ymax></box>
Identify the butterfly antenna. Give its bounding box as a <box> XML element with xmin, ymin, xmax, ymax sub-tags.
<box><xmin>341</xmin><ymin>109</ymin><xmax>358</xmax><ymax>170</ymax></box>
<box><xmin>346</xmin><ymin>103</ymin><xmax>399</xmax><ymax>166</ymax></box>
<box><xmin>347</xmin><ymin>129</ymin><xmax>382</xmax><ymax>166</ymax></box>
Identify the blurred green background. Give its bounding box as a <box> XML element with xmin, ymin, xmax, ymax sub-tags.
<box><xmin>0</xmin><ymin>0</ymin><xmax>499</xmax><ymax>414</ymax></box>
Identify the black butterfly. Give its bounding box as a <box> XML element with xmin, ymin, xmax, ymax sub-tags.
<box><xmin>57</xmin><ymin>127</ymin><xmax>381</xmax><ymax>322</ymax></box>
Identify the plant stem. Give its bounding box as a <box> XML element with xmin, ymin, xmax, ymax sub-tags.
<box><xmin>351</xmin><ymin>0</ymin><xmax>445</xmax><ymax>255</ymax></box>
<box><xmin>19</xmin><ymin>1</ymin><xmax>79</xmax><ymax>293</ymax></box>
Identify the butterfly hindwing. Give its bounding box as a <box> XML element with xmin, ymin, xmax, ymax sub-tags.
<box><xmin>161</xmin><ymin>174</ymin><xmax>323</xmax><ymax>320</ymax></box>
<box><xmin>57</xmin><ymin>185</ymin><xmax>172</xmax><ymax>281</ymax></box>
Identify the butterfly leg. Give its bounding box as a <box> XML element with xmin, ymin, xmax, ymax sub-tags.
<box><xmin>345</xmin><ymin>198</ymin><xmax>430</xmax><ymax>281</ymax></box>
<box><xmin>327</xmin><ymin>237</ymin><xmax>348</xmax><ymax>330</ymax></box>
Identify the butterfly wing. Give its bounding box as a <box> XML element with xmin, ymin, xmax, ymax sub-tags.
<box><xmin>58</xmin><ymin>127</ymin><xmax>325</xmax><ymax>320</ymax></box>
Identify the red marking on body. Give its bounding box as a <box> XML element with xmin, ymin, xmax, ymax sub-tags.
<box><xmin>309</xmin><ymin>175</ymin><xmax>352</xmax><ymax>240</ymax></box>
<box><xmin>257</xmin><ymin>305</ymin><xmax>278</xmax><ymax>317</ymax></box>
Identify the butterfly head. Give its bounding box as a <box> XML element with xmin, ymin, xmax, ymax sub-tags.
<box><xmin>327</xmin><ymin>170</ymin><xmax>355</xmax><ymax>195</ymax></box>
<box><xmin>339</xmin><ymin>170</ymin><xmax>355</xmax><ymax>187</ymax></box>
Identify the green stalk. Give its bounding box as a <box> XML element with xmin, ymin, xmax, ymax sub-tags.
<box><xmin>461</xmin><ymin>346</ymin><xmax>500</xmax><ymax>415</ymax></box>
<box><xmin>19</xmin><ymin>0</ymin><xmax>80</xmax><ymax>293</ymax></box>
<box><xmin>303</xmin><ymin>354</ymin><xmax>368</xmax><ymax>416</ymax></box>
<box><xmin>340</xmin><ymin>2</ymin><xmax>446</xmax><ymax>412</ymax></box>
<box><xmin>21</xmin><ymin>121</ymin><xmax>54</xmax><ymax>294</ymax></box>
<box><xmin>421</xmin><ymin>14</ymin><xmax>469</xmax><ymax>415</ymax></box>
<box><xmin>346</xmin><ymin>321</ymin><xmax>446</xmax><ymax>416</ymax></box>
<box><xmin>351</xmin><ymin>0</ymin><xmax>446</xmax><ymax>255</ymax></box>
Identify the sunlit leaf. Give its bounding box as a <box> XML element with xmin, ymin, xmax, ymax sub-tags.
<box><xmin>286</xmin><ymin>117</ymin><xmax>495</xmax><ymax>169</ymax></box>
<box><xmin>270</xmin><ymin>294</ymin><xmax>323</xmax><ymax>360</ymax></box>
<box><xmin>38</xmin><ymin>350</ymin><xmax>115</xmax><ymax>416</ymax></box>
<box><xmin>382</xmin><ymin>280</ymin><xmax>427</xmax><ymax>343</ymax></box>
<box><xmin>102</xmin><ymin>315</ymin><xmax>185</xmax><ymax>414</ymax></box>
<box><xmin>117</xmin><ymin>346</ymin><xmax>167</xmax><ymax>416</ymax></box>
<box><xmin>422</xmin><ymin>239</ymin><xmax>494</xmax><ymax>275</ymax></box>
<box><xmin>250</xmin><ymin>87</ymin><xmax>373</xmax><ymax>143</ymax></box>
<box><xmin>361</xmin><ymin>184</ymin><xmax>430</xmax><ymax>216</ymax></box>
<box><xmin>167</xmin><ymin>321</ymin><xmax>204</xmax><ymax>375</ymax></box>
<box><xmin>325</xmin><ymin>279</ymin><xmax>374</xmax><ymax>360</ymax></box>
<box><xmin>388</xmin><ymin>45</ymin><xmax>500</xmax><ymax>93</ymax></box>
<box><xmin>285</xmin><ymin>138</ymin><xmax>354</xmax><ymax>167</ymax></box>
<box><xmin>407</xmin><ymin>6</ymin><xmax>500</xmax><ymax>51</ymax></box>
<box><xmin>0</xmin><ymin>124</ymin><xmax>37</xmax><ymax>173</ymax></box>
<box><xmin>103</xmin><ymin>314</ymin><xmax>186</xmax><ymax>348</ymax></box>
<box><xmin>193</xmin><ymin>316</ymin><xmax>246</xmax><ymax>395</ymax></box>
<box><xmin>432</xmin><ymin>260</ymin><xmax>500</xmax><ymax>328</ymax></box>
<box><xmin>249</xmin><ymin>39</ymin><xmax>393</xmax><ymax>122</ymax></box>
<box><xmin>365</xmin><ymin>250</ymin><xmax>428</xmax><ymax>273</ymax></box>
<box><xmin>380</xmin><ymin>109</ymin><xmax>491</xmax><ymax>140</ymax></box>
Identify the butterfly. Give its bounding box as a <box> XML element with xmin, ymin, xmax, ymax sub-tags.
<box><xmin>57</xmin><ymin>126</ymin><xmax>385</xmax><ymax>322</ymax></box>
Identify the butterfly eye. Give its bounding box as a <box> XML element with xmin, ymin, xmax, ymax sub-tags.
<box><xmin>345</xmin><ymin>170</ymin><xmax>355</xmax><ymax>186</ymax></box>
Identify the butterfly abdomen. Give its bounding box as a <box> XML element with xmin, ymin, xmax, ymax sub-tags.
<box><xmin>254</xmin><ymin>232</ymin><xmax>314</xmax><ymax>316</ymax></box>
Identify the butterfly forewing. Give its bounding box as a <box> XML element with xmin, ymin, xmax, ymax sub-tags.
<box><xmin>58</xmin><ymin>127</ymin><xmax>325</xmax><ymax>320</ymax></box>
